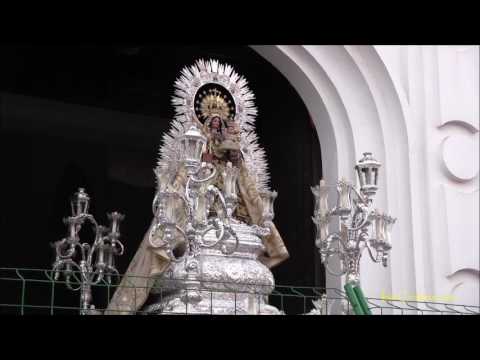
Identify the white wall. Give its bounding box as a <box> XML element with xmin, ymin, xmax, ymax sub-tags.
<box><xmin>376</xmin><ymin>45</ymin><xmax>479</xmax><ymax>306</ymax></box>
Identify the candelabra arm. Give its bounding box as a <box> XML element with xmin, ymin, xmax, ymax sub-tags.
<box><xmin>320</xmin><ymin>233</ymin><xmax>347</xmax><ymax>277</ymax></box>
<box><xmin>112</xmin><ymin>238</ymin><xmax>125</xmax><ymax>256</ymax></box>
<box><xmin>179</xmin><ymin>193</ymin><xmax>193</xmax><ymax>222</ymax></box>
<box><xmin>148</xmin><ymin>220</ymin><xmax>163</xmax><ymax>247</ymax></box>
<box><xmin>190</xmin><ymin>163</ymin><xmax>217</xmax><ymax>184</ymax></box>
<box><xmin>89</xmin><ymin>245</ymin><xmax>106</xmax><ymax>285</ymax></box>
<box><xmin>148</xmin><ymin>222</ymin><xmax>188</xmax><ymax>262</ymax></box>
<box><xmin>174</xmin><ymin>224</ymin><xmax>188</xmax><ymax>241</ymax></box>
<box><xmin>184</xmin><ymin>164</ymin><xmax>215</xmax><ymax>199</ymax></box>
<box><xmin>71</xmin><ymin>213</ymin><xmax>99</xmax><ymax>263</ymax></box>
<box><xmin>199</xmin><ymin>185</ymin><xmax>239</xmax><ymax>254</ymax></box>
<box><xmin>349</xmin><ymin>185</ymin><xmax>369</xmax><ymax>206</ymax></box>
<box><xmin>171</xmin><ymin>225</ymin><xmax>189</xmax><ymax>262</ymax></box>
<box><xmin>200</xmin><ymin>219</ymin><xmax>226</xmax><ymax>248</ymax></box>
<box><xmin>86</xmin><ymin>241</ymin><xmax>98</xmax><ymax>267</ymax></box>
<box><xmin>80</xmin><ymin>243</ymin><xmax>91</xmax><ymax>263</ymax></box>
<box><xmin>348</xmin><ymin>207</ymin><xmax>372</xmax><ymax>232</ymax></box>
<box><xmin>148</xmin><ymin>221</ymin><xmax>187</xmax><ymax>263</ymax></box>
<box><xmin>78</xmin><ymin>214</ymin><xmax>99</xmax><ymax>240</ymax></box>
<box><xmin>54</xmin><ymin>260</ymin><xmax>83</xmax><ymax>291</ymax></box>
<box><xmin>327</xmin><ymin>231</ymin><xmax>347</xmax><ymax>250</ymax></box>
<box><xmin>54</xmin><ymin>238</ymin><xmax>76</xmax><ymax>260</ymax></box>
<box><xmin>90</xmin><ymin>270</ymin><xmax>105</xmax><ymax>285</ymax></box>
<box><xmin>199</xmin><ymin>219</ymin><xmax>239</xmax><ymax>255</ymax></box>
<box><xmin>222</xmin><ymin>227</ymin><xmax>240</xmax><ymax>255</ymax></box>
<box><xmin>364</xmin><ymin>239</ymin><xmax>380</xmax><ymax>263</ymax></box>
<box><xmin>324</xmin><ymin>256</ymin><xmax>347</xmax><ymax>277</ymax></box>
<box><xmin>207</xmin><ymin>185</ymin><xmax>227</xmax><ymax>214</ymax></box>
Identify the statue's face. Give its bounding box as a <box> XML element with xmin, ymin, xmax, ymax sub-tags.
<box><xmin>211</xmin><ymin>117</ymin><xmax>221</xmax><ymax>129</ymax></box>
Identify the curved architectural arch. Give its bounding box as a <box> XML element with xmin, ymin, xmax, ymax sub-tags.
<box><xmin>251</xmin><ymin>45</ymin><xmax>417</xmax><ymax>300</ymax></box>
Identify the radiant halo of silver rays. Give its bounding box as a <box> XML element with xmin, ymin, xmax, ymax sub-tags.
<box><xmin>156</xmin><ymin>58</ymin><xmax>271</xmax><ymax>193</ymax></box>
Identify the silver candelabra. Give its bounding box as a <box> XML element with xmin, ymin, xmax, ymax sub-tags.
<box><xmin>149</xmin><ymin>121</ymin><xmax>272</xmax><ymax>305</ymax></box>
<box><xmin>311</xmin><ymin>152</ymin><xmax>396</xmax><ymax>286</ymax></box>
<box><xmin>51</xmin><ymin>188</ymin><xmax>125</xmax><ymax>315</ymax></box>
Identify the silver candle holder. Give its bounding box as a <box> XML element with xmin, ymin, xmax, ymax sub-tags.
<box><xmin>51</xmin><ymin>188</ymin><xmax>125</xmax><ymax>315</ymax></box>
<box><xmin>149</xmin><ymin>120</ymin><xmax>256</xmax><ymax>305</ymax></box>
<box><xmin>311</xmin><ymin>152</ymin><xmax>396</xmax><ymax>286</ymax></box>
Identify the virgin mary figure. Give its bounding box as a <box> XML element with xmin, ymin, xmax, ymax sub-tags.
<box><xmin>105</xmin><ymin>61</ymin><xmax>289</xmax><ymax>314</ymax></box>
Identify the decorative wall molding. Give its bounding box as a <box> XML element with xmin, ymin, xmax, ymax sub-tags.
<box><xmin>441</xmin><ymin>134</ymin><xmax>479</xmax><ymax>182</ymax></box>
<box><xmin>442</xmin><ymin>185</ymin><xmax>479</xmax><ymax>276</ymax></box>
<box><xmin>437</xmin><ymin>46</ymin><xmax>479</xmax><ymax>131</ymax></box>
<box><xmin>448</xmin><ymin>269</ymin><xmax>480</xmax><ymax>306</ymax></box>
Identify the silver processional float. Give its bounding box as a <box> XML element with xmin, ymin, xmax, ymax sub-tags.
<box><xmin>51</xmin><ymin>59</ymin><xmax>396</xmax><ymax>315</ymax></box>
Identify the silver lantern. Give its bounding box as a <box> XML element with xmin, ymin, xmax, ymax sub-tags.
<box><xmin>178</xmin><ymin>124</ymin><xmax>207</xmax><ymax>175</ymax></box>
<box><xmin>71</xmin><ymin>188</ymin><xmax>90</xmax><ymax>217</ymax></box>
<box><xmin>355</xmin><ymin>152</ymin><xmax>381</xmax><ymax>201</ymax></box>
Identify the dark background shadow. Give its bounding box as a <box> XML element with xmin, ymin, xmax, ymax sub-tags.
<box><xmin>0</xmin><ymin>44</ymin><xmax>323</xmax><ymax>314</ymax></box>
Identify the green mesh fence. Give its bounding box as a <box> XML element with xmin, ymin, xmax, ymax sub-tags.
<box><xmin>0</xmin><ymin>268</ymin><xmax>478</xmax><ymax>315</ymax></box>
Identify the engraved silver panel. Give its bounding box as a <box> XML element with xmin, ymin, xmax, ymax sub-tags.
<box><xmin>145</xmin><ymin>222</ymin><xmax>281</xmax><ymax>315</ymax></box>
